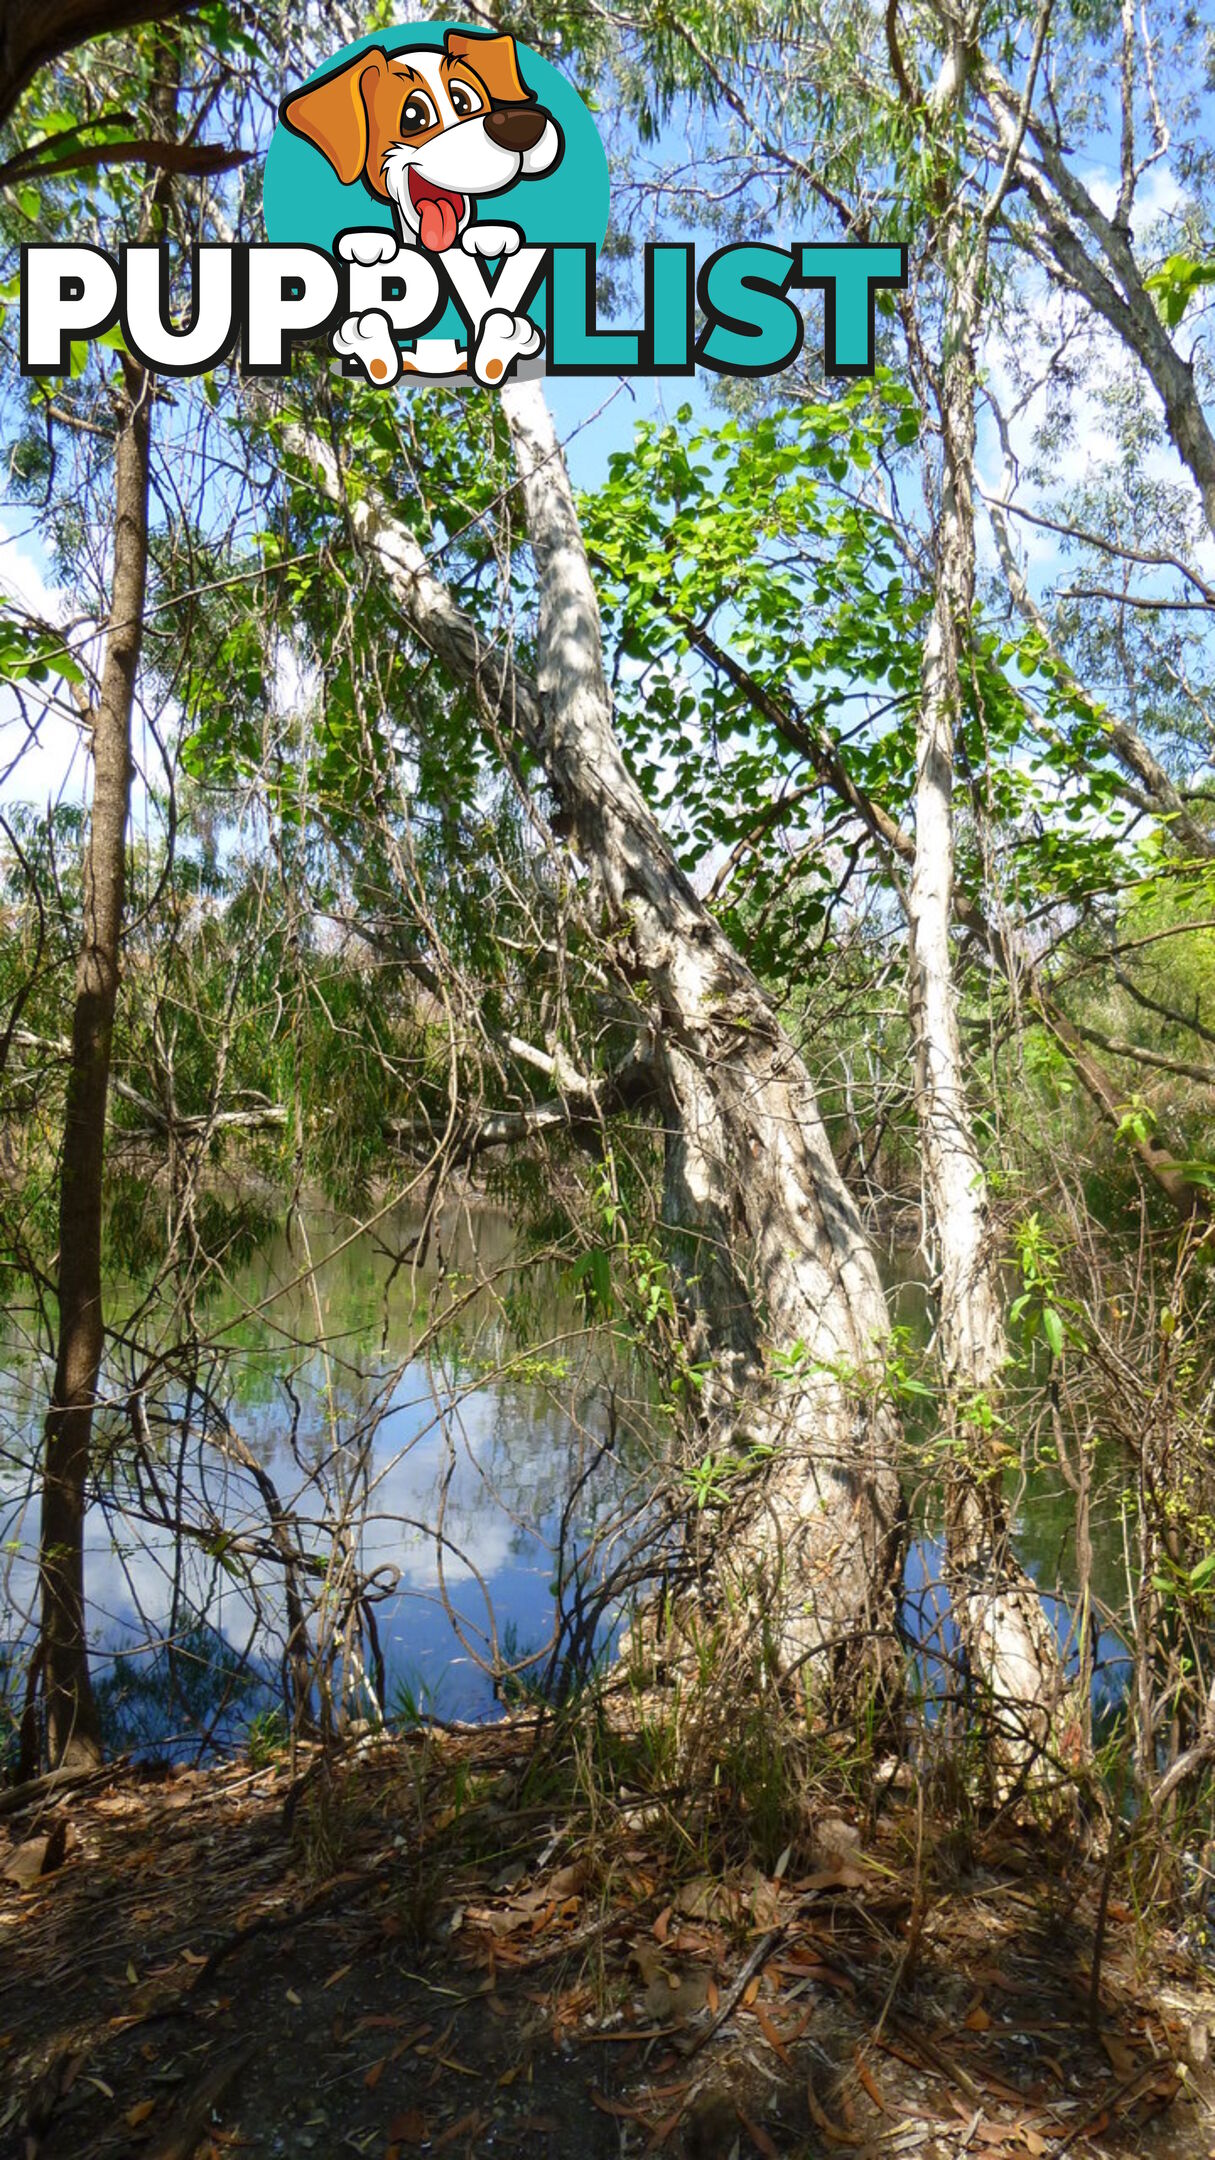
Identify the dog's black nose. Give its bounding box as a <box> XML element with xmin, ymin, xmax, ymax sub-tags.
<box><xmin>485</xmin><ymin>105</ymin><xmax>549</xmax><ymax>153</ymax></box>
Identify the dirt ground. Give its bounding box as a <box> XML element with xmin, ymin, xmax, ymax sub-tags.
<box><xmin>2</xmin><ymin>1726</ymin><xmax>1214</xmax><ymax>2160</ymax></box>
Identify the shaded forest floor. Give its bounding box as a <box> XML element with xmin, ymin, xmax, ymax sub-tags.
<box><xmin>2</xmin><ymin>1723</ymin><xmax>1215</xmax><ymax>2160</ymax></box>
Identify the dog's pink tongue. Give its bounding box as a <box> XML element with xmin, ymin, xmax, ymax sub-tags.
<box><xmin>419</xmin><ymin>196</ymin><xmax>458</xmax><ymax>252</ymax></box>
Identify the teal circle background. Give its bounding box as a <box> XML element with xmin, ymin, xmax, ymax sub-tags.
<box><xmin>263</xmin><ymin>22</ymin><xmax>610</xmax><ymax>257</ymax></box>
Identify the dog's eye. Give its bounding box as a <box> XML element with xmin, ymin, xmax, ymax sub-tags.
<box><xmin>448</xmin><ymin>82</ymin><xmax>483</xmax><ymax>118</ymax></box>
<box><xmin>399</xmin><ymin>91</ymin><xmax>437</xmax><ymax>134</ymax></box>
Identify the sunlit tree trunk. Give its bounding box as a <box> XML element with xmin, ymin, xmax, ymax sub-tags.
<box><xmin>38</xmin><ymin>357</ymin><xmax>151</xmax><ymax>1769</ymax></box>
<box><xmin>910</xmin><ymin>235</ymin><xmax>1006</xmax><ymax>1403</ymax></box>
<box><xmin>505</xmin><ymin>380</ymin><xmax>906</xmax><ymax>1701</ymax></box>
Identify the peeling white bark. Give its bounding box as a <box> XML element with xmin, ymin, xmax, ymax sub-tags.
<box><xmin>909</xmin><ymin>237</ymin><xmax>1006</xmax><ymax>1401</ymax></box>
<box><xmin>502</xmin><ymin>379</ymin><xmax>907</xmax><ymax>1694</ymax></box>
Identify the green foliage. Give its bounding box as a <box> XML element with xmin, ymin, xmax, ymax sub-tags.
<box><xmin>1145</xmin><ymin>254</ymin><xmax>1215</xmax><ymax>327</ymax></box>
<box><xmin>1009</xmin><ymin>1215</ymin><xmax>1083</xmax><ymax>1361</ymax></box>
<box><xmin>682</xmin><ymin>1438</ymin><xmax>775</xmax><ymax>1511</ymax></box>
<box><xmin>0</xmin><ymin>597</ymin><xmax>83</xmax><ymax>689</ymax></box>
<box><xmin>246</xmin><ymin>1706</ymin><xmax>290</xmax><ymax>1766</ymax></box>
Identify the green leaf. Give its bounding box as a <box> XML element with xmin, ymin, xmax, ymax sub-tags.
<box><xmin>1144</xmin><ymin>253</ymin><xmax>1215</xmax><ymax>328</ymax></box>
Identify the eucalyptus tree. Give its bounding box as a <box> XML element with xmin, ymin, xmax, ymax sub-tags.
<box><xmin>582</xmin><ymin>0</ymin><xmax>1215</xmax><ymax>1766</ymax></box>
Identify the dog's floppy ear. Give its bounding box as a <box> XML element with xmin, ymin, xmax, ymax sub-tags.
<box><xmin>444</xmin><ymin>29</ymin><xmax>534</xmax><ymax>105</ymax></box>
<box><xmin>282</xmin><ymin>49</ymin><xmax>387</xmax><ymax>184</ymax></box>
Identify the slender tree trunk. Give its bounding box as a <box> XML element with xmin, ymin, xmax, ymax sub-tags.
<box><xmin>38</xmin><ymin>357</ymin><xmax>151</xmax><ymax>1769</ymax></box>
<box><xmin>911</xmin><ymin>222</ymin><xmax>1071</xmax><ymax>1785</ymax></box>
<box><xmin>910</xmin><ymin>237</ymin><xmax>1006</xmax><ymax>1403</ymax></box>
<box><xmin>284</xmin><ymin>384</ymin><xmax>905</xmax><ymax>1710</ymax></box>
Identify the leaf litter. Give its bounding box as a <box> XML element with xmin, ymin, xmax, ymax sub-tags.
<box><xmin>0</xmin><ymin>1724</ymin><xmax>1213</xmax><ymax>2158</ymax></box>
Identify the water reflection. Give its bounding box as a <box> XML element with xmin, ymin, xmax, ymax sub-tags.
<box><xmin>0</xmin><ymin>1204</ymin><xmax>645</xmax><ymax>1750</ymax></box>
<box><xmin>0</xmin><ymin>1210</ymin><xmax>1134</xmax><ymax>1760</ymax></box>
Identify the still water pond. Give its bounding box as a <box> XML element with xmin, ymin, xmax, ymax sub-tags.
<box><xmin>0</xmin><ymin>1208</ymin><xmax>1130</xmax><ymax>1758</ymax></box>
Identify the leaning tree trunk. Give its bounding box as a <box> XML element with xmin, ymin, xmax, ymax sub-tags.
<box><xmin>505</xmin><ymin>381</ymin><xmax>906</xmax><ymax>1701</ymax></box>
<box><xmin>911</xmin><ymin>214</ymin><xmax>1072</xmax><ymax>1787</ymax></box>
<box><xmin>38</xmin><ymin>356</ymin><xmax>151</xmax><ymax>1770</ymax></box>
<box><xmin>284</xmin><ymin>382</ymin><xmax>905</xmax><ymax>1714</ymax></box>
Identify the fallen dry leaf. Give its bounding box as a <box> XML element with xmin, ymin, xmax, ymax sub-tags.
<box><xmin>806</xmin><ymin>2080</ymin><xmax>864</xmax><ymax>2148</ymax></box>
<box><xmin>3</xmin><ymin>1823</ymin><xmax>69</xmax><ymax>1890</ymax></box>
<box><xmin>434</xmin><ymin>2111</ymin><xmax>489</xmax><ymax>2148</ymax></box>
<box><xmin>591</xmin><ymin>2090</ymin><xmax>654</xmax><ymax>2123</ymax></box>
<box><xmin>1100</xmin><ymin>2032</ymin><xmax>1137</xmax><ymax>2079</ymax></box>
<box><xmin>387</xmin><ymin>2107</ymin><xmax>427</xmax><ymax>2143</ymax></box>
<box><xmin>644</xmin><ymin>2103</ymin><xmax>686</xmax><ymax>2150</ymax></box>
<box><xmin>125</xmin><ymin>2098</ymin><xmax>157</xmax><ymax>2128</ymax></box>
<box><xmin>854</xmin><ymin>2052</ymin><xmax>885</xmax><ymax>2113</ymax></box>
<box><xmin>753</xmin><ymin>2001</ymin><xmax>794</xmax><ymax>2066</ymax></box>
<box><xmin>798</xmin><ymin>1863</ymin><xmax>869</xmax><ymax>1892</ymax></box>
<box><xmin>547</xmin><ymin>1861</ymin><xmax>585</xmax><ymax>1898</ymax></box>
<box><xmin>735</xmin><ymin>2105</ymin><xmax>779</xmax><ymax>2157</ymax></box>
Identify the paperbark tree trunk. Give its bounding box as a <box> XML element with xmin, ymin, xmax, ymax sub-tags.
<box><xmin>283</xmin><ymin>384</ymin><xmax>905</xmax><ymax>1710</ymax></box>
<box><xmin>911</xmin><ymin>215</ymin><xmax>1071</xmax><ymax>1784</ymax></box>
<box><xmin>38</xmin><ymin>357</ymin><xmax>151</xmax><ymax>1770</ymax></box>
<box><xmin>910</xmin><ymin>235</ymin><xmax>1006</xmax><ymax>1404</ymax></box>
<box><xmin>505</xmin><ymin>380</ymin><xmax>906</xmax><ymax>1698</ymax></box>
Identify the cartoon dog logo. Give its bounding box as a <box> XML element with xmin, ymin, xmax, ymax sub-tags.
<box><xmin>282</xmin><ymin>29</ymin><xmax>563</xmax><ymax>388</ymax></box>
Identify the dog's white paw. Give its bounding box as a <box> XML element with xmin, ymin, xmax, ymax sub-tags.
<box><xmin>337</xmin><ymin>229</ymin><xmax>400</xmax><ymax>267</ymax></box>
<box><xmin>472</xmin><ymin>308</ymin><xmax>542</xmax><ymax>385</ymax></box>
<box><xmin>332</xmin><ymin>310</ymin><xmax>401</xmax><ymax>386</ymax></box>
<box><xmin>461</xmin><ymin>223</ymin><xmax>522</xmax><ymax>260</ymax></box>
